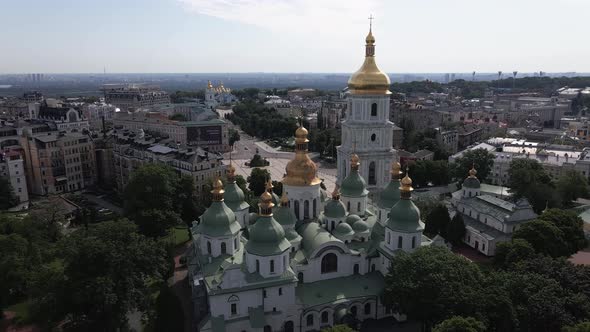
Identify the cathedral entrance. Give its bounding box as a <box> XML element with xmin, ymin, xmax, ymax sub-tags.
<box><xmin>284</xmin><ymin>321</ymin><xmax>294</xmax><ymax>332</ymax></box>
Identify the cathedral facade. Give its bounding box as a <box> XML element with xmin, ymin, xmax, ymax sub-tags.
<box><xmin>187</xmin><ymin>27</ymin><xmax>429</xmax><ymax>332</ymax></box>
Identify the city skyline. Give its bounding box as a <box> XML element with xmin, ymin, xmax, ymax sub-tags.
<box><xmin>1</xmin><ymin>0</ymin><xmax>589</xmax><ymax>74</ymax></box>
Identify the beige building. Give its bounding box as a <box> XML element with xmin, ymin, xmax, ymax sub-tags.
<box><xmin>112</xmin><ymin>132</ymin><xmax>224</xmax><ymax>194</ymax></box>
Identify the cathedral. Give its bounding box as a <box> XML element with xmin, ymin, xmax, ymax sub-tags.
<box><xmin>187</xmin><ymin>26</ymin><xmax>431</xmax><ymax>332</ymax></box>
<box><xmin>205</xmin><ymin>81</ymin><xmax>237</xmax><ymax>109</ymax></box>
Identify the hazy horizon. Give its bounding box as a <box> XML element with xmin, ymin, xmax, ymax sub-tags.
<box><xmin>2</xmin><ymin>0</ymin><xmax>589</xmax><ymax>74</ymax></box>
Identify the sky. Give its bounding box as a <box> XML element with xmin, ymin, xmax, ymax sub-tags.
<box><xmin>1</xmin><ymin>0</ymin><xmax>589</xmax><ymax>73</ymax></box>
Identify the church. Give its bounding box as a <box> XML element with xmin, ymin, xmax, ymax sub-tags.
<box><xmin>187</xmin><ymin>25</ymin><xmax>433</xmax><ymax>332</ymax></box>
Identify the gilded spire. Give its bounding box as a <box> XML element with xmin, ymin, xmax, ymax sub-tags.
<box><xmin>400</xmin><ymin>167</ymin><xmax>414</xmax><ymax>199</ymax></box>
<box><xmin>211</xmin><ymin>176</ymin><xmax>225</xmax><ymax>201</ymax></box>
<box><xmin>468</xmin><ymin>163</ymin><xmax>477</xmax><ymax>178</ymax></box>
<box><xmin>226</xmin><ymin>153</ymin><xmax>236</xmax><ymax>181</ymax></box>
<box><xmin>207</xmin><ymin>80</ymin><xmax>213</xmax><ymax>89</ymax></box>
<box><xmin>350</xmin><ymin>153</ymin><xmax>360</xmax><ymax>171</ymax></box>
<box><xmin>391</xmin><ymin>161</ymin><xmax>402</xmax><ymax>180</ymax></box>
<box><xmin>282</xmin><ymin>120</ymin><xmax>321</xmax><ymax>186</ymax></box>
<box><xmin>259</xmin><ymin>190</ymin><xmax>274</xmax><ymax>216</ymax></box>
<box><xmin>332</xmin><ymin>187</ymin><xmax>341</xmax><ymax>200</ymax></box>
<box><xmin>265</xmin><ymin>179</ymin><xmax>274</xmax><ymax>193</ymax></box>
<box><xmin>280</xmin><ymin>191</ymin><xmax>289</xmax><ymax>207</ymax></box>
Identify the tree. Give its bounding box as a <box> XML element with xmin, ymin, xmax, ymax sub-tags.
<box><xmin>249</xmin><ymin>154</ymin><xmax>268</xmax><ymax>167</ymax></box>
<box><xmin>383</xmin><ymin>246</ymin><xmax>484</xmax><ymax>329</ymax></box>
<box><xmin>229</xmin><ymin>128</ymin><xmax>241</xmax><ymax>147</ymax></box>
<box><xmin>563</xmin><ymin>322</ymin><xmax>590</xmax><ymax>332</ymax></box>
<box><xmin>0</xmin><ymin>177</ymin><xmax>18</xmax><ymax>209</ymax></box>
<box><xmin>154</xmin><ymin>285</ymin><xmax>184</xmax><ymax>332</ymax></box>
<box><xmin>50</xmin><ymin>220</ymin><xmax>169</xmax><ymax>331</ymax></box>
<box><xmin>248</xmin><ymin>168</ymin><xmax>271</xmax><ymax>196</ymax></box>
<box><xmin>321</xmin><ymin>325</ymin><xmax>357</xmax><ymax>332</ymax></box>
<box><xmin>513</xmin><ymin>219</ymin><xmax>569</xmax><ymax>257</ymax></box>
<box><xmin>410</xmin><ymin>160</ymin><xmax>450</xmax><ymax>187</ymax></box>
<box><xmin>493</xmin><ymin>238</ymin><xmax>536</xmax><ymax>268</ymax></box>
<box><xmin>508</xmin><ymin>159</ymin><xmax>558</xmax><ymax>212</ymax></box>
<box><xmin>450</xmin><ymin>149</ymin><xmax>495</xmax><ymax>183</ymax></box>
<box><xmin>556</xmin><ymin>170</ymin><xmax>589</xmax><ymax>206</ymax></box>
<box><xmin>176</xmin><ymin>175</ymin><xmax>202</xmax><ymax>238</ymax></box>
<box><xmin>539</xmin><ymin>209</ymin><xmax>588</xmax><ymax>255</ymax></box>
<box><xmin>446</xmin><ymin>213</ymin><xmax>466</xmax><ymax>245</ymax></box>
<box><xmin>424</xmin><ymin>204</ymin><xmax>451</xmax><ymax>238</ymax></box>
<box><xmin>0</xmin><ymin>233</ymin><xmax>29</xmax><ymax>307</ymax></box>
<box><xmin>433</xmin><ymin>316</ymin><xmax>486</xmax><ymax>332</ymax></box>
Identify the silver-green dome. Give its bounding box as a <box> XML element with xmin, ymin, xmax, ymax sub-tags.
<box><xmin>224</xmin><ymin>182</ymin><xmax>250</xmax><ymax>211</ymax></box>
<box><xmin>285</xmin><ymin>228</ymin><xmax>301</xmax><ymax>241</ymax></box>
<box><xmin>340</xmin><ymin>169</ymin><xmax>369</xmax><ymax>197</ymax></box>
<box><xmin>324</xmin><ymin>199</ymin><xmax>347</xmax><ymax>218</ymax></box>
<box><xmin>346</xmin><ymin>214</ymin><xmax>362</xmax><ymax>225</ymax></box>
<box><xmin>462</xmin><ymin>177</ymin><xmax>481</xmax><ymax>189</ymax></box>
<box><xmin>352</xmin><ymin>219</ymin><xmax>369</xmax><ymax>233</ymax></box>
<box><xmin>198</xmin><ymin>201</ymin><xmax>240</xmax><ymax>237</ymax></box>
<box><xmin>274</xmin><ymin>205</ymin><xmax>297</xmax><ymax>227</ymax></box>
<box><xmin>246</xmin><ymin>215</ymin><xmax>291</xmax><ymax>256</ymax></box>
<box><xmin>333</xmin><ymin>222</ymin><xmax>354</xmax><ymax>238</ymax></box>
<box><xmin>378</xmin><ymin>179</ymin><xmax>401</xmax><ymax>209</ymax></box>
<box><xmin>387</xmin><ymin>199</ymin><xmax>424</xmax><ymax>233</ymax></box>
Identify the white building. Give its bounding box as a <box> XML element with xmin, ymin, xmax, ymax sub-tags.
<box><xmin>0</xmin><ymin>150</ymin><xmax>29</xmax><ymax>207</ymax></box>
<box><xmin>205</xmin><ymin>81</ymin><xmax>236</xmax><ymax>109</ymax></box>
<box><xmin>451</xmin><ymin>167</ymin><xmax>537</xmax><ymax>256</ymax></box>
<box><xmin>336</xmin><ymin>27</ymin><xmax>397</xmax><ymax>191</ymax></box>
<box><xmin>187</xmin><ymin>26</ymin><xmax>436</xmax><ymax>332</ymax></box>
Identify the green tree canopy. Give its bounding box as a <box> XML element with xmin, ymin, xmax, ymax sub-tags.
<box><xmin>0</xmin><ymin>177</ymin><xmax>18</xmax><ymax>209</ymax></box>
<box><xmin>556</xmin><ymin>170</ymin><xmax>589</xmax><ymax>206</ymax></box>
<box><xmin>229</xmin><ymin>128</ymin><xmax>241</xmax><ymax>146</ymax></box>
<box><xmin>563</xmin><ymin>322</ymin><xmax>590</xmax><ymax>332</ymax></box>
<box><xmin>410</xmin><ymin>160</ymin><xmax>451</xmax><ymax>187</ymax></box>
<box><xmin>513</xmin><ymin>219</ymin><xmax>569</xmax><ymax>257</ymax></box>
<box><xmin>508</xmin><ymin>158</ymin><xmax>559</xmax><ymax>212</ymax></box>
<box><xmin>538</xmin><ymin>209</ymin><xmax>588</xmax><ymax>255</ymax></box>
<box><xmin>493</xmin><ymin>238</ymin><xmax>536</xmax><ymax>268</ymax></box>
<box><xmin>445</xmin><ymin>213</ymin><xmax>466</xmax><ymax>245</ymax></box>
<box><xmin>424</xmin><ymin>204</ymin><xmax>451</xmax><ymax>238</ymax></box>
<box><xmin>450</xmin><ymin>148</ymin><xmax>495</xmax><ymax>183</ymax></box>
<box><xmin>432</xmin><ymin>316</ymin><xmax>486</xmax><ymax>332</ymax></box>
<box><xmin>248</xmin><ymin>168</ymin><xmax>271</xmax><ymax>197</ymax></box>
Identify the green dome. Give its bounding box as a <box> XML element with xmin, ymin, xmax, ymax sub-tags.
<box><xmin>333</xmin><ymin>222</ymin><xmax>354</xmax><ymax>238</ymax></box>
<box><xmin>352</xmin><ymin>219</ymin><xmax>369</xmax><ymax>233</ymax></box>
<box><xmin>285</xmin><ymin>228</ymin><xmax>301</xmax><ymax>241</ymax></box>
<box><xmin>324</xmin><ymin>199</ymin><xmax>347</xmax><ymax>218</ymax></box>
<box><xmin>224</xmin><ymin>182</ymin><xmax>250</xmax><ymax>211</ymax></box>
<box><xmin>346</xmin><ymin>214</ymin><xmax>362</xmax><ymax>225</ymax></box>
<box><xmin>378</xmin><ymin>179</ymin><xmax>401</xmax><ymax>209</ymax></box>
<box><xmin>463</xmin><ymin>177</ymin><xmax>481</xmax><ymax>189</ymax></box>
<box><xmin>270</xmin><ymin>192</ymin><xmax>280</xmax><ymax>206</ymax></box>
<box><xmin>387</xmin><ymin>199</ymin><xmax>424</xmax><ymax>233</ymax></box>
<box><xmin>246</xmin><ymin>215</ymin><xmax>291</xmax><ymax>256</ymax></box>
<box><xmin>274</xmin><ymin>205</ymin><xmax>297</xmax><ymax>227</ymax></box>
<box><xmin>340</xmin><ymin>169</ymin><xmax>368</xmax><ymax>197</ymax></box>
<box><xmin>198</xmin><ymin>201</ymin><xmax>240</xmax><ymax>237</ymax></box>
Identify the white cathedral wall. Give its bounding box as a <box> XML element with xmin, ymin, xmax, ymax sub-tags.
<box><xmin>199</xmin><ymin>233</ymin><xmax>240</xmax><ymax>258</ymax></box>
<box><xmin>283</xmin><ymin>184</ymin><xmax>321</xmax><ymax>220</ymax></box>
<box><xmin>301</xmin><ymin>248</ymin><xmax>365</xmax><ymax>283</ymax></box>
<box><xmin>245</xmin><ymin>251</ymin><xmax>290</xmax><ymax>278</ymax></box>
<box><xmin>234</xmin><ymin>209</ymin><xmax>249</xmax><ymax>228</ymax></box>
<box><xmin>384</xmin><ymin>228</ymin><xmax>422</xmax><ymax>253</ymax></box>
<box><xmin>340</xmin><ymin>195</ymin><xmax>367</xmax><ymax>215</ymax></box>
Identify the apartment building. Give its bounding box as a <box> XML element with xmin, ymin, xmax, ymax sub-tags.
<box><xmin>101</xmin><ymin>84</ymin><xmax>170</xmax><ymax>111</ymax></box>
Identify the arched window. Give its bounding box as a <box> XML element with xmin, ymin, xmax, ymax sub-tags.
<box><xmin>285</xmin><ymin>321</ymin><xmax>294</xmax><ymax>332</ymax></box>
<box><xmin>371</xmin><ymin>103</ymin><xmax>377</xmax><ymax>116</ymax></box>
<box><xmin>294</xmin><ymin>200</ymin><xmax>300</xmax><ymax>220</ymax></box>
<box><xmin>387</xmin><ymin>232</ymin><xmax>391</xmax><ymax>244</ymax></box>
<box><xmin>371</xmin><ymin>133</ymin><xmax>376</xmax><ymax>142</ymax></box>
<box><xmin>321</xmin><ymin>311</ymin><xmax>329</xmax><ymax>323</ymax></box>
<box><xmin>371</xmin><ymin>264</ymin><xmax>375</xmax><ymax>272</ymax></box>
<box><xmin>331</xmin><ymin>220</ymin><xmax>335</xmax><ymax>231</ymax></box>
<box><xmin>313</xmin><ymin>199</ymin><xmax>317</xmax><ymax>218</ymax></box>
<box><xmin>351</xmin><ymin>306</ymin><xmax>357</xmax><ymax>317</ymax></box>
<box><xmin>306</xmin><ymin>314</ymin><xmax>314</xmax><ymax>326</ymax></box>
<box><xmin>397</xmin><ymin>236</ymin><xmax>403</xmax><ymax>249</ymax></box>
<box><xmin>221</xmin><ymin>242</ymin><xmax>227</xmax><ymax>255</ymax></box>
<box><xmin>347</xmin><ymin>201</ymin><xmax>350</xmax><ymax>211</ymax></box>
<box><xmin>234</xmin><ymin>238</ymin><xmax>238</xmax><ymax>249</ymax></box>
<box><xmin>270</xmin><ymin>259</ymin><xmax>275</xmax><ymax>273</ymax></box>
<box><xmin>353</xmin><ymin>264</ymin><xmax>359</xmax><ymax>274</ymax></box>
<box><xmin>412</xmin><ymin>236</ymin><xmax>416</xmax><ymax>248</ymax></box>
<box><xmin>364</xmin><ymin>303</ymin><xmax>371</xmax><ymax>315</ymax></box>
<box><xmin>207</xmin><ymin>241</ymin><xmax>212</xmax><ymax>254</ymax></box>
<box><xmin>369</xmin><ymin>161</ymin><xmax>376</xmax><ymax>185</ymax></box>
<box><xmin>304</xmin><ymin>200</ymin><xmax>310</xmax><ymax>219</ymax></box>
<box><xmin>357</xmin><ymin>202</ymin><xmax>361</xmax><ymax>213</ymax></box>
<box><xmin>298</xmin><ymin>272</ymin><xmax>304</xmax><ymax>283</ymax></box>
<box><xmin>256</xmin><ymin>259</ymin><xmax>260</xmax><ymax>273</ymax></box>
<box><xmin>321</xmin><ymin>253</ymin><xmax>338</xmax><ymax>273</ymax></box>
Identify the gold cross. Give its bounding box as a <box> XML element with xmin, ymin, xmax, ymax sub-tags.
<box><xmin>368</xmin><ymin>14</ymin><xmax>374</xmax><ymax>30</ymax></box>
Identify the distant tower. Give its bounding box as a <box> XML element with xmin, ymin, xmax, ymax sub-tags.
<box><xmin>497</xmin><ymin>71</ymin><xmax>502</xmax><ymax>89</ymax></box>
<box><xmin>472</xmin><ymin>71</ymin><xmax>476</xmax><ymax>81</ymax></box>
<box><xmin>205</xmin><ymin>80</ymin><xmax>216</xmax><ymax>109</ymax></box>
<box><xmin>336</xmin><ymin>17</ymin><xmax>398</xmax><ymax>191</ymax></box>
<box><xmin>512</xmin><ymin>71</ymin><xmax>518</xmax><ymax>89</ymax></box>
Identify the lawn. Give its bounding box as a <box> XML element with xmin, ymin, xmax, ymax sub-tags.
<box><xmin>164</xmin><ymin>226</ymin><xmax>190</xmax><ymax>246</ymax></box>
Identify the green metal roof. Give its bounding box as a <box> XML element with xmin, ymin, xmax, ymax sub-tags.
<box><xmin>224</xmin><ymin>182</ymin><xmax>250</xmax><ymax>211</ymax></box>
<box><xmin>346</xmin><ymin>214</ymin><xmax>362</xmax><ymax>225</ymax></box>
<box><xmin>246</xmin><ymin>215</ymin><xmax>291</xmax><ymax>256</ymax></box>
<box><xmin>197</xmin><ymin>201</ymin><xmax>240</xmax><ymax>237</ymax></box>
<box><xmin>333</xmin><ymin>222</ymin><xmax>354</xmax><ymax>237</ymax></box>
<box><xmin>378</xmin><ymin>179</ymin><xmax>401</xmax><ymax>209</ymax></box>
<box><xmin>295</xmin><ymin>272</ymin><xmax>385</xmax><ymax>307</ymax></box>
<box><xmin>352</xmin><ymin>219</ymin><xmax>369</xmax><ymax>233</ymax></box>
<box><xmin>274</xmin><ymin>205</ymin><xmax>297</xmax><ymax>227</ymax></box>
<box><xmin>463</xmin><ymin>177</ymin><xmax>481</xmax><ymax>189</ymax></box>
<box><xmin>285</xmin><ymin>228</ymin><xmax>301</xmax><ymax>241</ymax></box>
<box><xmin>324</xmin><ymin>199</ymin><xmax>347</xmax><ymax>218</ymax></box>
<box><xmin>340</xmin><ymin>169</ymin><xmax>369</xmax><ymax>197</ymax></box>
<box><xmin>298</xmin><ymin>221</ymin><xmax>342</xmax><ymax>258</ymax></box>
<box><xmin>386</xmin><ymin>199</ymin><xmax>424</xmax><ymax>233</ymax></box>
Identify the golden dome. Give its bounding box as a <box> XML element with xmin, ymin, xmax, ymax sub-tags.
<box><xmin>400</xmin><ymin>169</ymin><xmax>413</xmax><ymax>192</ymax></box>
<box><xmin>207</xmin><ymin>80</ymin><xmax>213</xmax><ymax>89</ymax></box>
<box><xmin>226</xmin><ymin>162</ymin><xmax>236</xmax><ymax>177</ymax></box>
<box><xmin>266</xmin><ymin>179</ymin><xmax>274</xmax><ymax>191</ymax></box>
<box><xmin>350</xmin><ymin>153</ymin><xmax>360</xmax><ymax>170</ymax></box>
<box><xmin>469</xmin><ymin>165</ymin><xmax>477</xmax><ymax>178</ymax></box>
<box><xmin>258</xmin><ymin>190</ymin><xmax>274</xmax><ymax>216</ymax></box>
<box><xmin>211</xmin><ymin>176</ymin><xmax>225</xmax><ymax>200</ymax></box>
<box><xmin>347</xmin><ymin>27</ymin><xmax>391</xmax><ymax>95</ymax></box>
<box><xmin>282</xmin><ymin>125</ymin><xmax>321</xmax><ymax>186</ymax></box>
<box><xmin>391</xmin><ymin>162</ymin><xmax>402</xmax><ymax>176</ymax></box>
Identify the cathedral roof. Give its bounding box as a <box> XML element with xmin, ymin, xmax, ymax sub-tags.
<box><xmin>324</xmin><ymin>189</ymin><xmax>347</xmax><ymax>218</ymax></box>
<box><xmin>386</xmin><ymin>199</ymin><xmax>424</xmax><ymax>233</ymax></box>
<box><xmin>345</xmin><ymin>214</ymin><xmax>362</xmax><ymax>225</ymax></box>
<box><xmin>224</xmin><ymin>182</ymin><xmax>249</xmax><ymax>211</ymax></box>
<box><xmin>463</xmin><ymin>165</ymin><xmax>481</xmax><ymax>189</ymax></box>
<box><xmin>298</xmin><ymin>222</ymin><xmax>343</xmax><ymax>258</ymax></box>
<box><xmin>352</xmin><ymin>219</ymin><xmax>369</xmax><ymax>233</ymax></box>
<box><xmin>282</xmin><ymin>123</ymin><xmax>321</xmax><ymax>186</ymax></box>
<box><xmin>340</xmin><ymin>155</ymin><xmax>368</xmax><ymax>197</ymax></box>
<box><xmin>378</xmin><ymin>162</ymin><xmax>403</xmax><ymax>209</ymax></box>
<box><xmin>198</xmin><ymin>179</ymin><xmax>240</xmax><ymax>237</ymax></box>
<box><xmin>333</xmin><ymin>222</ymin><xmax>355</xmax><ymax>239</ymax></box>
<box><xmin>246</xmin><ymin>190</ymin><xmax>290</xmax><ymax>256</ymax></box>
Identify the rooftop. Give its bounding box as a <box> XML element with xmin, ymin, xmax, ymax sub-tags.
<box><xmin>295</xmin><ymin>272</ymin><xmax>384</xmax><ymax>307</ymax></box>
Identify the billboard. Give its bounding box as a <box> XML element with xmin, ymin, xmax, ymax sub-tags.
<box><xmin>187</xmin><ymin>125</ymin><xmax>222</xmax><ymax>145</ymax></box>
